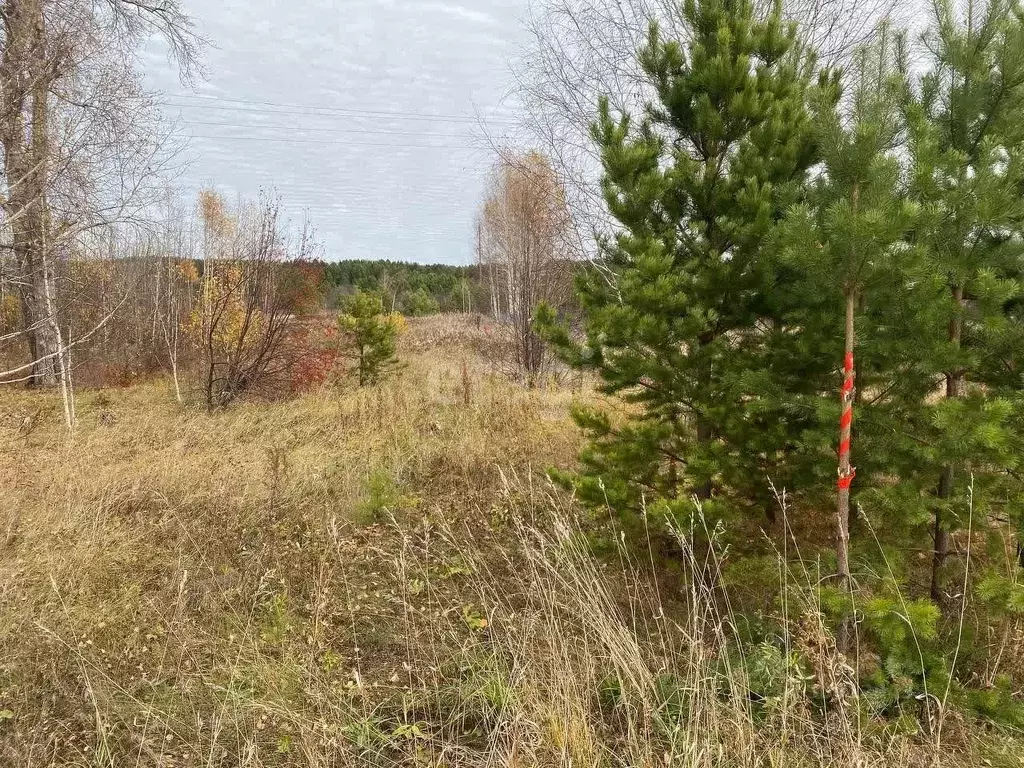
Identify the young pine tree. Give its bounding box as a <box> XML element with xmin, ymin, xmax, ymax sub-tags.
<box><xmin>540</xmin><ymin>0</ymin><xmax>821</xmax><ymax>533</ymax></box>
<box><xmin>905</xmin><ymin>0</ymin><xmax>1024</xmax><ymax>605</ymax></box>
<box><xmin>774</xmin><ymin>34</ymin><xmax>937</xmax><ymax>643</ymax></box>
<box><xmin>339</xmin><ymin>290</ymin><xmax>401</xmax><ymax>386</ymax></box>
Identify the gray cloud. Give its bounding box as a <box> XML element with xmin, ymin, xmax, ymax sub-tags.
<box><xmin>144</xmin><ymin>0</ymin><xmax>529</xmax><ymax>264</ymax></box>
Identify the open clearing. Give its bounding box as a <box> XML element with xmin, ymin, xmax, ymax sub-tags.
<box><xmin>1</xmin><ymin>316</ymin><xmax>1017</xmax><ymax>767</ymax></box>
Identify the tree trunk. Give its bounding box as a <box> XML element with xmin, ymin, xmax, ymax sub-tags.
<box><xmin>932</xmin><ymin>284</ymin><xmax>964</xmax><ymax>605</ymax></box>
<box><xmin>836</xmin><ymin>289</ymin><xmax>856</xmax><ymax>651</ymax></box>
<box><xmin>694</xmin><ymin>416</ymin><xmax>714</xmax><ymax>501</ymax></box>
<box><xmin>693</xmin><ymin>329</ymin><xmax>716</xmax><ymax>501</ymax></box>
<box><xmin>1</xmin><ymin>0</ymin><xmax>59</xmax><ymax>387</ymax></box>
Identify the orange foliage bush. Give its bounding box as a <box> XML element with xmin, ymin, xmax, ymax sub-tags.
<box><xmin>289</xmin><ymin>321</ymin><xmax>340</xmax><ymax>393</ymax></box>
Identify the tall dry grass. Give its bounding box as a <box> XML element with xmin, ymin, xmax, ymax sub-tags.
<box><xmin>0</xmin><ymin>316</ymin><xmax>1015</xmax><ymax>767</ymax></box>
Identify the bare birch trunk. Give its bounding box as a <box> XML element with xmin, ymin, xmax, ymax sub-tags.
<box><xmin>1</xmin><ymin>0</ymin><xmax>60</xmax><ymax>387</ymax></box>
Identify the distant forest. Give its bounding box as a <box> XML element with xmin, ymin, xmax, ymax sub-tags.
<box><xmin>321</xmin><ymin>259</ymin><xmax>481</xmax><ymax>316</ymax></box>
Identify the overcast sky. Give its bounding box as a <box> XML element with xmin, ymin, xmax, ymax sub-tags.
<box><xmin>143</xmin><ymin>0</ymin><xmax>530</xmax><ymax>265</ymax></box>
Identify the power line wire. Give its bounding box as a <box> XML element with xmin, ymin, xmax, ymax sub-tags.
<box><xmin>167</xmin><ymin>104</ymin><xmax>513</xmax><ymax>128</ymax></box>
<box><xmin>189</xmin><ymin>134</ymin><xmax>485</xmax><ymax>149</ymax></box>
<box><xmin>164</xmin><ymin>93</ymin><xmax>519</xmax><ymax>124</ymax></box>
<box><xmin>180</xmin><ymin>118</ymin><xmax>508</xmax><ymax>140</ymax></box>
<box><xmin>166</xmin><ymin>101</ymin><xmax>498</xmax><ymax>124</ymax></box>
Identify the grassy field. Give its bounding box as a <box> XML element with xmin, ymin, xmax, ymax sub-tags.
<box><xmin>0</xmin><ymin>315</ymin><xmax>1018</xmax><ymax>767</ymax></box>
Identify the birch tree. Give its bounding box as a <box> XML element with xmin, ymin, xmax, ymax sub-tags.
<box><xmin>0</xmin><ymin>0</ymin><xmax>200</xmax><ymax>404</ymax></box>
<box><xmin>476</xmin><ymin>152</ymin><xmax>572</xmax><ymax>383</ymax></box>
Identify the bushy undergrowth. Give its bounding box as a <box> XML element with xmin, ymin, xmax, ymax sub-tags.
<box><xmin>0</xmin><ymin>318</ymin><xmax>1021</xmax><ymax>767</ymax></box>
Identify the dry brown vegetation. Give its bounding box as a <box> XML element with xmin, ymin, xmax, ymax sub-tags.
<box><xmin>0</xmin><ymin>316</ymin><xmax>1019</xmax><ymax>767</ymax></box>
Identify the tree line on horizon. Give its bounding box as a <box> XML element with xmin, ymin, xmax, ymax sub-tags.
<box><xmin>321</xmin><ymin>259</ymin><xmax>480</xmax><ymax>316</ymax></box>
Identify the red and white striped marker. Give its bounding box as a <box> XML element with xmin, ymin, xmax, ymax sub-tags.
<box><xmin>838</xmin><ymin>351</ymin><xmax>855</xmax><ymax>490</ymax></box>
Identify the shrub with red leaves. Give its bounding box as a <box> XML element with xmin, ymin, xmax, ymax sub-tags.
<box><xmin>289</xmin><ymin>321</ymin><xmax>339</xmax><ymax>393</ymax></box>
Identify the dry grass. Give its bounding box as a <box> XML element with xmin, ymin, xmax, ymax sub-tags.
<box><xmin>0</xmin><ymin>315</ymin><xmax>1017</xmax><ymax>767</ymax></box>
